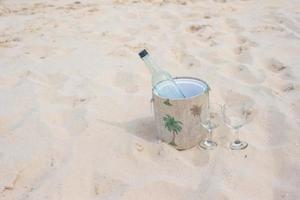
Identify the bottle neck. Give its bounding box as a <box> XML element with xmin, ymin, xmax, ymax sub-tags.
<box><xmin>141</xmin><ymin>54</ymin><xmax>161</xmax><ymax>75</ymax></box>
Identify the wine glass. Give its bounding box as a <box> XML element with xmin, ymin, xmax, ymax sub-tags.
<box><xmin>221</xmin><ymin>102</ymin><xmax>253</xmax><ymax>150</ymax></box>
<box><xmin>199</xmin><ymin>103</ymin><xmax>220</xmax><ymax>150</ymax></box>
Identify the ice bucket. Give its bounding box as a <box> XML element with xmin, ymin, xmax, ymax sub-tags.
<box><xmin>152</xmin><ymin>77</ymin><xmax>210</xmax><ymax>150</ymax></box>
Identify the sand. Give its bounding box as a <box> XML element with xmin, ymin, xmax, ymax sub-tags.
<box><xmin>0</xmin><ymin>0</ymin><xmax>299</xmax><ymax>199</ymax></box>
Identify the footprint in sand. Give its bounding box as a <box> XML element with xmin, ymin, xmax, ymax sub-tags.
<box><xmin>234</xmin><ymin>46</ymin><xmax>253</xmax><ymax>64</ymax></box>
<box><xmin>20</xmin><ymin>70</ymin><xmax>69</xmax><ymax>89</ymax></box>
<box><xmin>266</xmin><ymin>58</ymin><xmax>288</xmax><ymax>73</ymax></box>
<box><xmin>233</xmin><ymin>36</ymin><xmax>257</xmax><ymax>64</ymax></box>
<box><xmin>252</xmin><ymin>24</ymin><xmax>285</xmax><ymax>34</ymax></box>
<box><xmin>87</xmin><ymin>7</ymin><xmax>99</xmax><ymax>14</ymax></box>
<box><xmin>274</xmin><ymin>13</ymin><xmax>300</xmax><ymax>39</ymax></box>
<box><xmin>280</xmin><ymin>82</ymin><xmax>297</xmax><ymax>93</ymax></box>
<box><xmin>263</xmin><ymin>58</ymin><xmax>298</xmax><ymax>94</ymax></box>
<box><xmin>188</xmin><ymin>24</ymin><xmax>211</xmax><ymax>33</ymax></box>
<box><xmin>219</xmin><ymin>64</ymin><xmax>265</xmax><ymax>85</ymax></box>
<box><xmin>178</xmin><ymin>53</ymin><xmax>201</xmax><ymax>69</ymax></box>
<box><xmin>187</xmin><ymin>24</ymin><xmax>218</xmax><ymax>46</ymax></box>
<box><xmin>0</xmin><ymin>3</ymin><xmax>55</xmax><ymax>16</ymax></box>
<box><xmin>236</xmin><ymin>35</ymin><xmax>258</xmax><ymax>48</ymax></box>
<box><xmin>0</xmin><ymin>36</ymin><xmax>21</xmax><ymax>48</ymax></box>
<box><xmin>266</xmin><ymin>77</ymin><xmax>297</xmax><ymax>95</ymax></box>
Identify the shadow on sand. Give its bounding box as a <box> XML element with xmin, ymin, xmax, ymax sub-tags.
<box><xmin>98</xmin><ymin>116</ymin><xmax>158</xmax><ymax>142</ymax></box>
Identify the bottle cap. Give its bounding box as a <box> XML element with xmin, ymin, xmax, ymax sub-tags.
<box><xmin>139</xmin><ymin>49</ymin><xmax>148</xmax><ymax>58</ymax></box>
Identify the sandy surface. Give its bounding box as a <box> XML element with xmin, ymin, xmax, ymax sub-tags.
<box><xmin>0</xmin><ymin>0</ymin><xmax>300</xmax><ymax>199</ymax></box>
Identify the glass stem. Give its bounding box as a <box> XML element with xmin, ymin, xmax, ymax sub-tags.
<box><xmin>234</xmin><ymin>128</ymin><xmax>240</xmax><ymax>142</ymax></box>
<box><xmin>150</xmin><ymin>98</ymin><xmax>154</xmax><ymax>114</ymax></box>
<box><xmin>207</xmin><ymin>129</ymin><xmax>213</xmax><ymax>142</ymax></box>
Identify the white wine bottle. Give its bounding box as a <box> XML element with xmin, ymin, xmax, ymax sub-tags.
<box><xmin>139</xmin><ymin>49</ymin><xmax>185</xmax><ymax>99</ymax></box>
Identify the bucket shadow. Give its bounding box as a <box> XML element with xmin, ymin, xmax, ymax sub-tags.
<box><xmin>124</xmin><ymin>117</ymin><xmax>158</xmax><ymax>142</ymax></box>
<box><xmin>98</xmin><ymin>117</ymin><xmax>158</xmax><ymax>142</ymax></box>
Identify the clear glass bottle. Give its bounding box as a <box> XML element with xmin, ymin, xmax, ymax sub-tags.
<box><xmin>139</xmin><ymin>49</ymin><xmax>185</xmax><ymax>99</ymax></box>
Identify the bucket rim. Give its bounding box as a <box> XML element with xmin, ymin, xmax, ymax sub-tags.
<box><xmin>152</xmin><ymin>76</ymin><xmax>210</xmax><ymax>101</ymax></box>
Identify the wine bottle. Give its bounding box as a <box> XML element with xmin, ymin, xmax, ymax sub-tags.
<box><xmin>139</xmin><ymin>49</ymin><xmax>185</xmax><ymax>99</ymax></box>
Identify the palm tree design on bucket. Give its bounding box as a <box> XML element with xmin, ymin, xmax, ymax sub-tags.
<box><xmin>190</xmin><ymin>105</ymin><xmax>202</xmax><ymax>117</ymax></box>
<box><xmin>163</xmin><ymin>115</ymin><xmax>183</xmax><ymax>146</ymax></box>
<box><xmin>163</xmin><ymin>99</ymin><xmax>172</xmax><ymax>106</ymax></box>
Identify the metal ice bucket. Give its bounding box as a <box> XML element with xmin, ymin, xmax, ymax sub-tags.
<box><xmin>152</xmin><ymin>77</ymin><xmax>210</xmax><ymax>150</ymax></box>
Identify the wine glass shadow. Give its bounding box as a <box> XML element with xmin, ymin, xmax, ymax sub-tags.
<box><xmin>98</xmin><ymin>117</ymin><xmax>158</xmax><ymax>142</ymax></box>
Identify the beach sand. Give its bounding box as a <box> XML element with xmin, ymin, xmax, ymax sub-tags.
<box><xmin>0</xmin><ymin>0</ymin><xmax>299</xmax><ymax>199</ymax></box>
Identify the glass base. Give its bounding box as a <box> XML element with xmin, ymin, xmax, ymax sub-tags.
<box><xmin>230</xmin><ymin>140</ymin><xmax>248</xmax><ymax>150</ymax></box>
<box><xmin>199</xmin><ymin>139</ymin><xmax>217</xmax><ymax>150</ymax></box>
